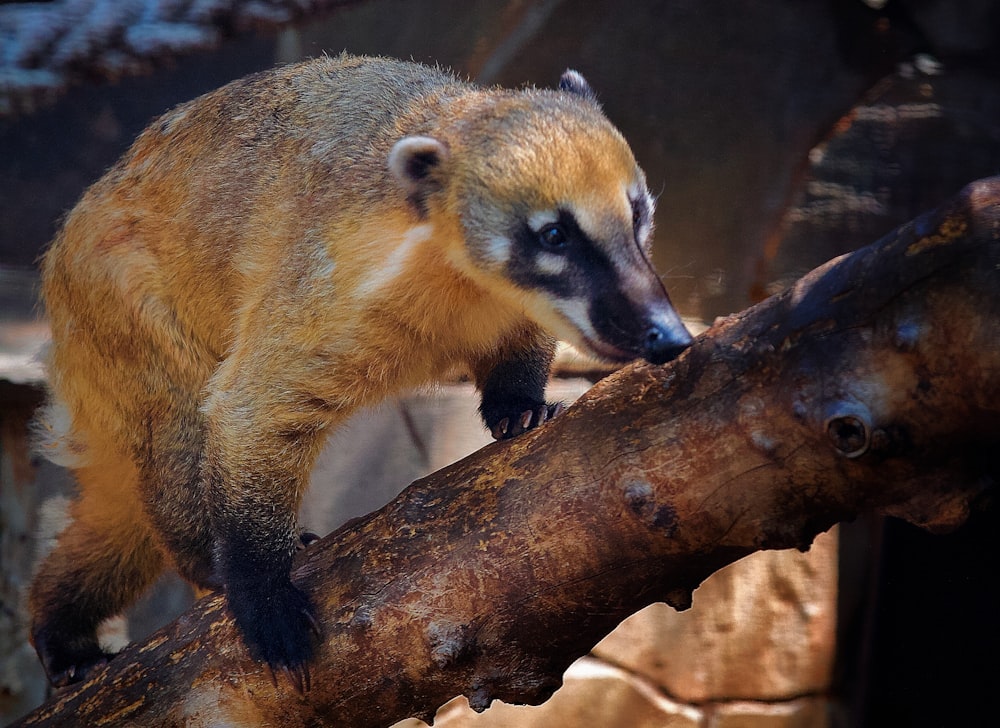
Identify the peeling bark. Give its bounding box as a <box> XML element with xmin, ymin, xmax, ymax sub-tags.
<box><xmin>13</xmin><ymin>178</ymin><xmax>1000</xmax><ymax>727</ymax></box>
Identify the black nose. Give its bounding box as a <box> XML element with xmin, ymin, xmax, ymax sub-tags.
<box><xmin>642</xmin><ymin>322</ymin><xmax>694</xmax><ymax>365</ymax></box>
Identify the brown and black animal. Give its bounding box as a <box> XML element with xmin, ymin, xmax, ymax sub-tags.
<box><xmin>30</xmin><ymin>55</ymin><xmax>693</xmax><ymax>688</ymax></box>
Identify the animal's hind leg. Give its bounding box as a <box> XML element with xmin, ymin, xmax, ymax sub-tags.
<box><xmin>29</xmin><ymin>457</ymin><xmax>164</xmax><ymax>687</ymax></box>
<box><xmin>136</xmin><ymin>399</ymin><xmax>219</xmax><ymax>591</ymax></box>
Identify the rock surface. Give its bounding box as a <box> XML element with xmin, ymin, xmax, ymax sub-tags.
<box><xmin>594</xmin><ymin>532</ymin><xmax>838</xmax><ymax>704</ymax></box>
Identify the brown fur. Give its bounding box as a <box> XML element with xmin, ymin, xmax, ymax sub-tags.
<box><xmin>30</xmin><ymin>54</ymin><xmax>689</xmax><ymax>686</ymax></box>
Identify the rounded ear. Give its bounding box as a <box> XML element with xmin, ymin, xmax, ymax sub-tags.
<box><xmin>558</xmin><ymin>69</ymin><xmax>600</xmax><ymax>105</ymax></box>
<box><xmin>388</xmin><ymin>135</ymin><xmax>449</xmax><ymax>197</ymax></box>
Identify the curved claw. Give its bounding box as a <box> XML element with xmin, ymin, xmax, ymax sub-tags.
<box><xmin>54</xmin><ymin>655</ymin><xmax>109</xmax><ymax>688</ymax></box>
<box><xmin>491</xmin><ymin>417</ymin><xmax>511</xmax><ymax>440</ymax></box>
<box><xmin>266</xmin><ymin>662</ymin><xmax>311</xmax><ymax>695</ymax></box>
<box><xmin>284</xmin><ymin>663</ymin><xmax>311</xmax><ymax>695</ymax></box>
<box><xmin>302</xmin><ymin>605</ymin><xmax>324</xmax><ymax>640</ymax></box>
<box><xmin>489</xmin><ymin>402</ymin><xmax>566</xmax><ymax>440</ymax></box>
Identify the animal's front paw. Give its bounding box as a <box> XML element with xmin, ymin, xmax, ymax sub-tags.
<box><xmin>488</xmin><ymin>401</ymin><xmax>564</xmax><ymax>440</ymax></box>
<box><xmin>31</xmin><ymin>624</ymin><xmax>110</xmax><ymax>688</ymax></box>
<box><xmin>226</xmin><ymin>578</ymin><xmax>322</xmax><ymax>693</ymax></box>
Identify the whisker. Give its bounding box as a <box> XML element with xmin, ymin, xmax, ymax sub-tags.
<box><xmin>657</xmin><ymin>259</ymin><xmax>698</xmax><ymax>282</ymax></box>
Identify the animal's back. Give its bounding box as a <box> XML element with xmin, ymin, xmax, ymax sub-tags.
<box><xmin>40</xmin><ymin>56</ymin><xmax>471</xmax><ymax>460</ymax></box>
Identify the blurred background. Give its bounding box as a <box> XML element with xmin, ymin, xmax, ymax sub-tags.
<box><xmin>1</xmin><ymin>1</ymin><xmax>998</xmax><ymax>725</ymax></box>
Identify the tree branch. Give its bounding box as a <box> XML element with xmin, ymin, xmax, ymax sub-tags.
<box><xmin>15</xmin><ymin>178</ymin><xmax>1000</xmax><ymax>727</ymax></box>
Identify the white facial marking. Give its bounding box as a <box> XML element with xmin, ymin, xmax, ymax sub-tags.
<box><xmin>635</xmin><ymin>185</ymin><xmax>656</xmax><ymax>247</ymax></box>
<box><xmin>572</xmin><ymin>202</ymin><xmax>602</xmax><ymax>243</ymax></box>
<box><xmin>535</xmin><ymin>252</ymin><xmax>567</xmax><ymax>276</ymax></box>
<box><xmin>527</xmin><ymin>209</ymin><xmax>559</xmax><ymax>232</ymax></box>
<box><xmin>353</xmin><ymin>223</ymin><xmax>434</xmax><ymax>297</ymax></box>
<box><xmin>485</xmin><ymin>235</ymin><xmax>512</xmax><ymax>265</ymax></box>
<box><xmin>554</xmin><ymin>297</ymin><xmax>597</xmax><ymax>341</ymax></box>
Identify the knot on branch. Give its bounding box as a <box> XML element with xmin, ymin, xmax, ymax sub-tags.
<box><xmin>826</xmin><ymin>413</ymin><xmax>870</xmax><ymax>457</ymax></box>
<box><xmin>623</xmin><ymin>479</ymin><xmax>679</xmax><ymax>536</ymax></box>
<box><xmin>427</xmin><ymin>621</ymin><xmax>474</xmax><ymax>668</ymax></box>
<box><xmin>824</xmin><ymin>400</ymin><xmax>910</xmax><ymax>460</ymax></box>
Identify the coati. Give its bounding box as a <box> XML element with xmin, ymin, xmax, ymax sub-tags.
<box><xmin>30</xmin><ymin>54</ymin><xmax>693</xmax><ymax>688</ymax></box>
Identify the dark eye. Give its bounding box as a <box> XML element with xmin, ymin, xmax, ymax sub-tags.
<box><xmin>537</xmin><ymin>223</ymin><xmax>569</xmax><ymax>250</ymax></box>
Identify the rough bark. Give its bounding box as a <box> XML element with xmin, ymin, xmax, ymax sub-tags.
<box><xmin>13</xmin><ymin>178</ymin><xmax>1000</xmax><ymax>727</ymax></box>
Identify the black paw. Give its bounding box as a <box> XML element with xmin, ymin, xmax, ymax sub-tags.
<box><xmin>488</xmin><ymin>401</ymin><xmax>564</xmax><ymax>440</ymax></box>
<box><xmin>32</xmin><ymin>626</ymin><xmax>110</xmax><ymax>688</ymax></box>
<box><xmin>226</xmin><ymin>579</ymin><xmax>323</xmax><ymax>694</ymax></box>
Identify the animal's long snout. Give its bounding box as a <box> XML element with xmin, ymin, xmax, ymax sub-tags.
<box><xmin>639</xmin><ymin>307</ymin><xmax>693</xmax><ymax>364</ymax></box>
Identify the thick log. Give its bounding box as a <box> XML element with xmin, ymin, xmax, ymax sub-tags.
<box><xmin>14</xmin><ymin>178</ymin><xmax>1000</xmax><ymax>727</ymax></box>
